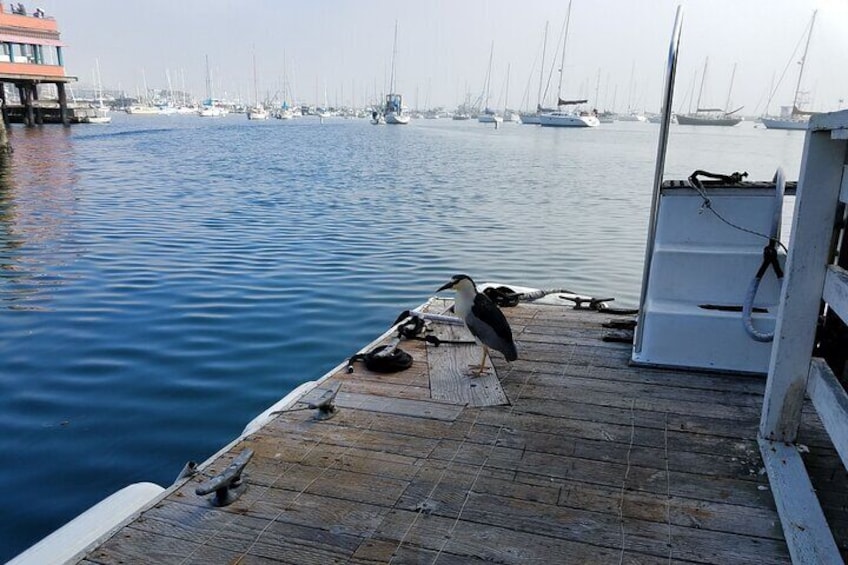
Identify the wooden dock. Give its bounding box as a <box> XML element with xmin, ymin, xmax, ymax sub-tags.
<box><xmin>76</xmin><ymin>297</ymin><xmax>847</xmax><ymax>564</ymax></box>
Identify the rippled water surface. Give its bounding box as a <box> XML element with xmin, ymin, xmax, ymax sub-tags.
<box><xmin>0</xmin><ymin>113</ymin><xmax>804</xmax><ymax>560</ymax></box>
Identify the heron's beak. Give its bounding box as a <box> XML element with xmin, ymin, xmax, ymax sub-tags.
<box><xmin>437</xmin><ymin>281</ymin><xmax>454</xmax><ymax>292</ymax></box>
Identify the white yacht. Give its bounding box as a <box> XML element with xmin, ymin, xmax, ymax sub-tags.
<box><xmin>247</xmin><ymin>106</ymin><xmax>268</xmax><ymax>120</ymax></box>
<box><xmin>538</xmin><ymin>107</ymin><xmax>600</xmax><ymax>128</ymax></box>
<box><xmin>538</xmin><ymin>1</ymin><xmax>599</xmax><ymax>128</ymax></box>
<box><xmin>477</xmin><ymin>108</ymin><xmax>502</xmax><ymax>124</ymax></box>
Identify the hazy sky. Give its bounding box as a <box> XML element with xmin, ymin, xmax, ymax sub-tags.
<box><xmin>37</xmin><ymin>0</ymin><xmax>848</xmax><ymax>114</ymax></box>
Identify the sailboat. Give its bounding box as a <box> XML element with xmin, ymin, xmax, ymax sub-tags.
<box><xmin>83</xmin><ymin>59</ymin><xmax>111</xmax><ymax>124</ymax></box>
<box><xmin>520</xmin><ymin>21</ymin><xmax>549</xmax><ymax>125</ymax></box>
<box><xmin>199</xmin><ymin>55</ymin><xmax>225</xmax><ymax>117</ymax></box>
<box><xmin>676</xmin><ymin>59</ymin><xmax>742</xmax><ymax>126</ymax></box>
<box><xmin>539</xmin><ymin>1</ymin><xmax>599</xmax><ymax>128</ymax></box>
<box><xmin>384</xmin><ymin>21</ymin><xmax>409</xmax><ymax>125</ymax></box>
<box><xmin>761</xmin><ymin>11</ymin><xmax>817</xmax><ymax>130</ymax></box>
<box><xmin>277</xmin><ymin>53</ymin><xmax>296</xmax><ymax>119</ymax></box>
<box><xmin>247</xmin><ymin>51</ymin><xmax>268</xmax><ymax>120</ymax></box>
<box><xmin>477</xmin><ymin>42</ymin><xmax>502</xmax><ymax>125</ymax></box>
<box><xmin>502</xmin><ymin>64</ymin><xmax>519</xmax><ymax>122</ymax></box>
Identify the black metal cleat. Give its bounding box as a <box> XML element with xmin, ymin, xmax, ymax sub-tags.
<box><xmin>195</xmin><ymin>448</ymin><xmax>254</xmax><ymax>507</ymax></box>
<box><xmin>559</xmin><ymin>295</ymin><xmax>615</xmax><ymax>310</ymax></box>
<box><xmin>308</xmin><ymin>383</ymin><xmax>341</xmax><ymax>420</ymax></box>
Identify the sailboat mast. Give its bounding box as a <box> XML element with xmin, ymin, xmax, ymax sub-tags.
<box><xmin>723</xmin><ymin>63</ymin><xmax>737</xmax><ymax>113</ymax></box>
<box><xmin>504</xmin><ymin>63</ymin><xmax>510</xmax><ymax>113</ymax></box>
<box><xmin>536</xmin><ymin>21</ymin><xmax>549</xmax><ymax>110</ymax></box>
<box><xmin>95</xmin><ymin>58</ymin><xmax>103</xmax><ymax>105</ymax></box>
<box><xmin>389</xmin><ymin>20</ymin><xmax>398</xmax><ymax>93</ymax></box>
<box><xmin>484</xmin><ymin>41</ymin><xmax>494</xmax><ymax>109</ymax></box>
<box><xmin>594</xmin><ymin>68</ymin><xmax>600</xmax><ymax>109</ymax></box>
<box><xmin>252</xmin><ymin>49</ymin><xmax>259</xmax><ymax>106</ymax></box>
<box><xmin>695</xmin><ymin>57</ymin><xmax>708</xmax><ymax>110</ymax></box>
<box><xmin>205</xmin><ymin>55</ymin><xmax>212</xmax><ymax>100</ymax></box>
<box><xmin>556</xmin><ymin>0</ymin><xmax>572</xmax><ymax>105</ymax></box>
<box><xmin>792</xmin><ymin>10</ymin><xmax>817</xmax><ymax>110</ymax></box>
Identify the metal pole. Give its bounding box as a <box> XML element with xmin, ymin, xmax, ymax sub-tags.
<box><xmin>633</xmin><ymin>6</ymin><xmax>683</xmax><ymax>354</ymax></box>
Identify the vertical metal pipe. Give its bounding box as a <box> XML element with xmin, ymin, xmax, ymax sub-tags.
<box><xmin>633</xmin><ymin>6</ymin><xmax>683</xmax><ymax>354</ymax></box>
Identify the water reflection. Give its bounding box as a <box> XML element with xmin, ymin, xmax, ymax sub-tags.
<box><xmin>0</xmin><ymin>126</ymin><xmax>78</xmax><ymax>308</ymax></box>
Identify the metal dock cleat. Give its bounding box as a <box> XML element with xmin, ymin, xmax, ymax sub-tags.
<box><xmin>195</xmin><ymin>448</ymin><xmax>253</xmax><ymax>506</ymax></box>
<box><xmin>308</xmin><ymin>382</ymin><xmax>341</xmax><ymax>420</ymax></box>
<box><xmin>559</xmin><ymin>295</ymin><xmax>614</xmax><ymax>310</ymax></box>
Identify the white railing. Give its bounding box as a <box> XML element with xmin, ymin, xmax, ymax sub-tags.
<box><xmin>759</xmin><ymin>109</ymin><xmax>848</xmax><ymax>565</ymax></box>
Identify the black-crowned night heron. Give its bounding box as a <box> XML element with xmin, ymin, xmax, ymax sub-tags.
<box><xmin>437</xmin><ymin>274</ymin><xmax>518</xmax><ymax>377</ymax></box>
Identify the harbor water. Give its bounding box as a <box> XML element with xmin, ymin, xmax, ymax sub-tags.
<box><xmin>0</xmin><ymin>114</ymin><xmax>804</xmax><ymax>560</ymax></box>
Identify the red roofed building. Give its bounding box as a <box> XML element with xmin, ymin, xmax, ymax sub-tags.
<box><xmin>0</xmin><ymin>4</ymin><xmax>75</xmax><ymax>125</ymax></box>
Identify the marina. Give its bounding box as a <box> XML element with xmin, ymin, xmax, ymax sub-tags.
<box><xmin>4</xmin><ymin>98</ymin><xmax>847</xmax><ymax>565</ymax></box>
<box><xmin>2</xmin><ymin>2</ymin><xmax>848</xmax><ymax>564</ymax></box>
<box><xmin>0</xmin><ymin>102</ymin><xmax>817</xmax><ymax>564</ymax></box>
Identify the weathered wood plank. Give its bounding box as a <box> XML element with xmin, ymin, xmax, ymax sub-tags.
<box><xmin>426</xmin><ymin>437</ymin><xmax>774</xmax><ymax>508</ymax></box>
<box><xmin>759</xmin><ymin>438</ymin><xmax>843</xmax><ymax>565</ymax></box>
<box><xmin>823</xmin><ymin>264</ymin><xmax>848</xmax><ymax>325</ymax></box>
<box><xmin>394</xmin><ymin>463</ymin><xmax>790</xmax><ymax>564</ymax></box>
<box><xmin>124</xmin><ymin>497</ymin><xmax>372</xmax><ymax>564</ymax></box>
<box><xmin>427</xmin><ymin>323</ymin><xmax>510</xmax><ymax>406</ymax></box>
<box><xmin>807</xmin><ymin>358</ymin><xmax>848</xmax><ymax>468</ymax></box>
<box><xmin>372</xmin><ymin>506</ymin><xmax>678</xmax><ymax>564</ymax></box>
<box><xmin>349</xmin><ymin>537</ymin><xmax>494</xmax><ymax>564</ymax></box>
<box><xmin>296</xmin><ymin>388</ymin><xmax>464</xmax><ymax>421</ymax></box>
<box><xmin>396</xmin><ymin>458</ymin><xmax>784</xmax><ymax>540</ymax></box>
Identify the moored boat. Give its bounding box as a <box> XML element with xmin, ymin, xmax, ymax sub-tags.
<box><xmin>384</xmin><ymin>94</ymin><xmax>409</xmax><ymax>125</ymax></box>
<box><xmin>676</xmin><ymin>59</ymin><xmax>743</xmax><ymax>126</ymax></box>
<box><xmin>538</xmin><ymin>104</ymin><xmax>600</xmax><ymax>128</ymax></box>
<box><xmin>676</xmin><ymin>112</ymin><xmax>741</xmax><ymax>126</ymax></box>
<box><xmin>247</xmin><ymin>106</ymin><xmax>268</xmax><ymax>120</ymax></box>
<box><xmin>761</xmin><ymin>11</ymin><xmax>818</xmax><ymax>131</ymax></box>
<box><xmin>538</xmin><ymin>2</ymin><xmax>599</xmax><ymax>128</ymax></box>
<box><xmin>383</xmin><ymin>21</ymin><xmax>409</xmax><ymax>125</ymax></box>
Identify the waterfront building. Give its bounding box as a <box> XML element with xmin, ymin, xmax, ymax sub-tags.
<box><xmin>0</xmin><ymin>4</ymin><xmax>74</xmax><ymax>125</ymax></box>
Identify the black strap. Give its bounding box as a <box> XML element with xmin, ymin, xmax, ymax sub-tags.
<box><xmin>755</xmin><ymin>239</ymin><xmax>784</xmax><ymax>280</ymax></box>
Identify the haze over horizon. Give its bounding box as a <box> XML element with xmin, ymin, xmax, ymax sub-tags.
<box><xmin>35</xmin><ymin>0</ymin><xmax>848</xmax><ymax>115</ymax></box>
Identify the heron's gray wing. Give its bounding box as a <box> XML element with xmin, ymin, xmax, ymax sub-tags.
<box><xmin>467</xmin><ymin>293</ymin><xmax>517</xmax><ymax>360</ymax></box>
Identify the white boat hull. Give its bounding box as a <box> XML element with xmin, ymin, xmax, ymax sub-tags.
<box><xmin>477</xmin><ymin>114</ymin><xmax>502</xmax><ymax>124</ymax></box>
<box><xmin>761</xmin><ymin>117</ymin><xmax>808</xmax><ymax>130</ymax></box>
<box><xmin>519</xmin><ymin>113</ymin><xmax>540</xmax><ymax>124</ymax></box>
<box><xmin>539</xmin><ymin>112</ymin><xmax>599</xmax><ymax>128</ymax></box>
<box><xmin>199</xmin><ymin>107</ymin><xmax>224</xmax><ymax>117</ymax></box>
<box><xmin>385</xmin><ymin>112</ymin><xmax>409</xmax><ymax>125</ymax></box>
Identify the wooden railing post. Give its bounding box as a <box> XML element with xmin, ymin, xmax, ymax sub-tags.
<box><xmin>760</xmin><ymin>123</ymin><xmax>848</xmax><ymax>443</ymax></box>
